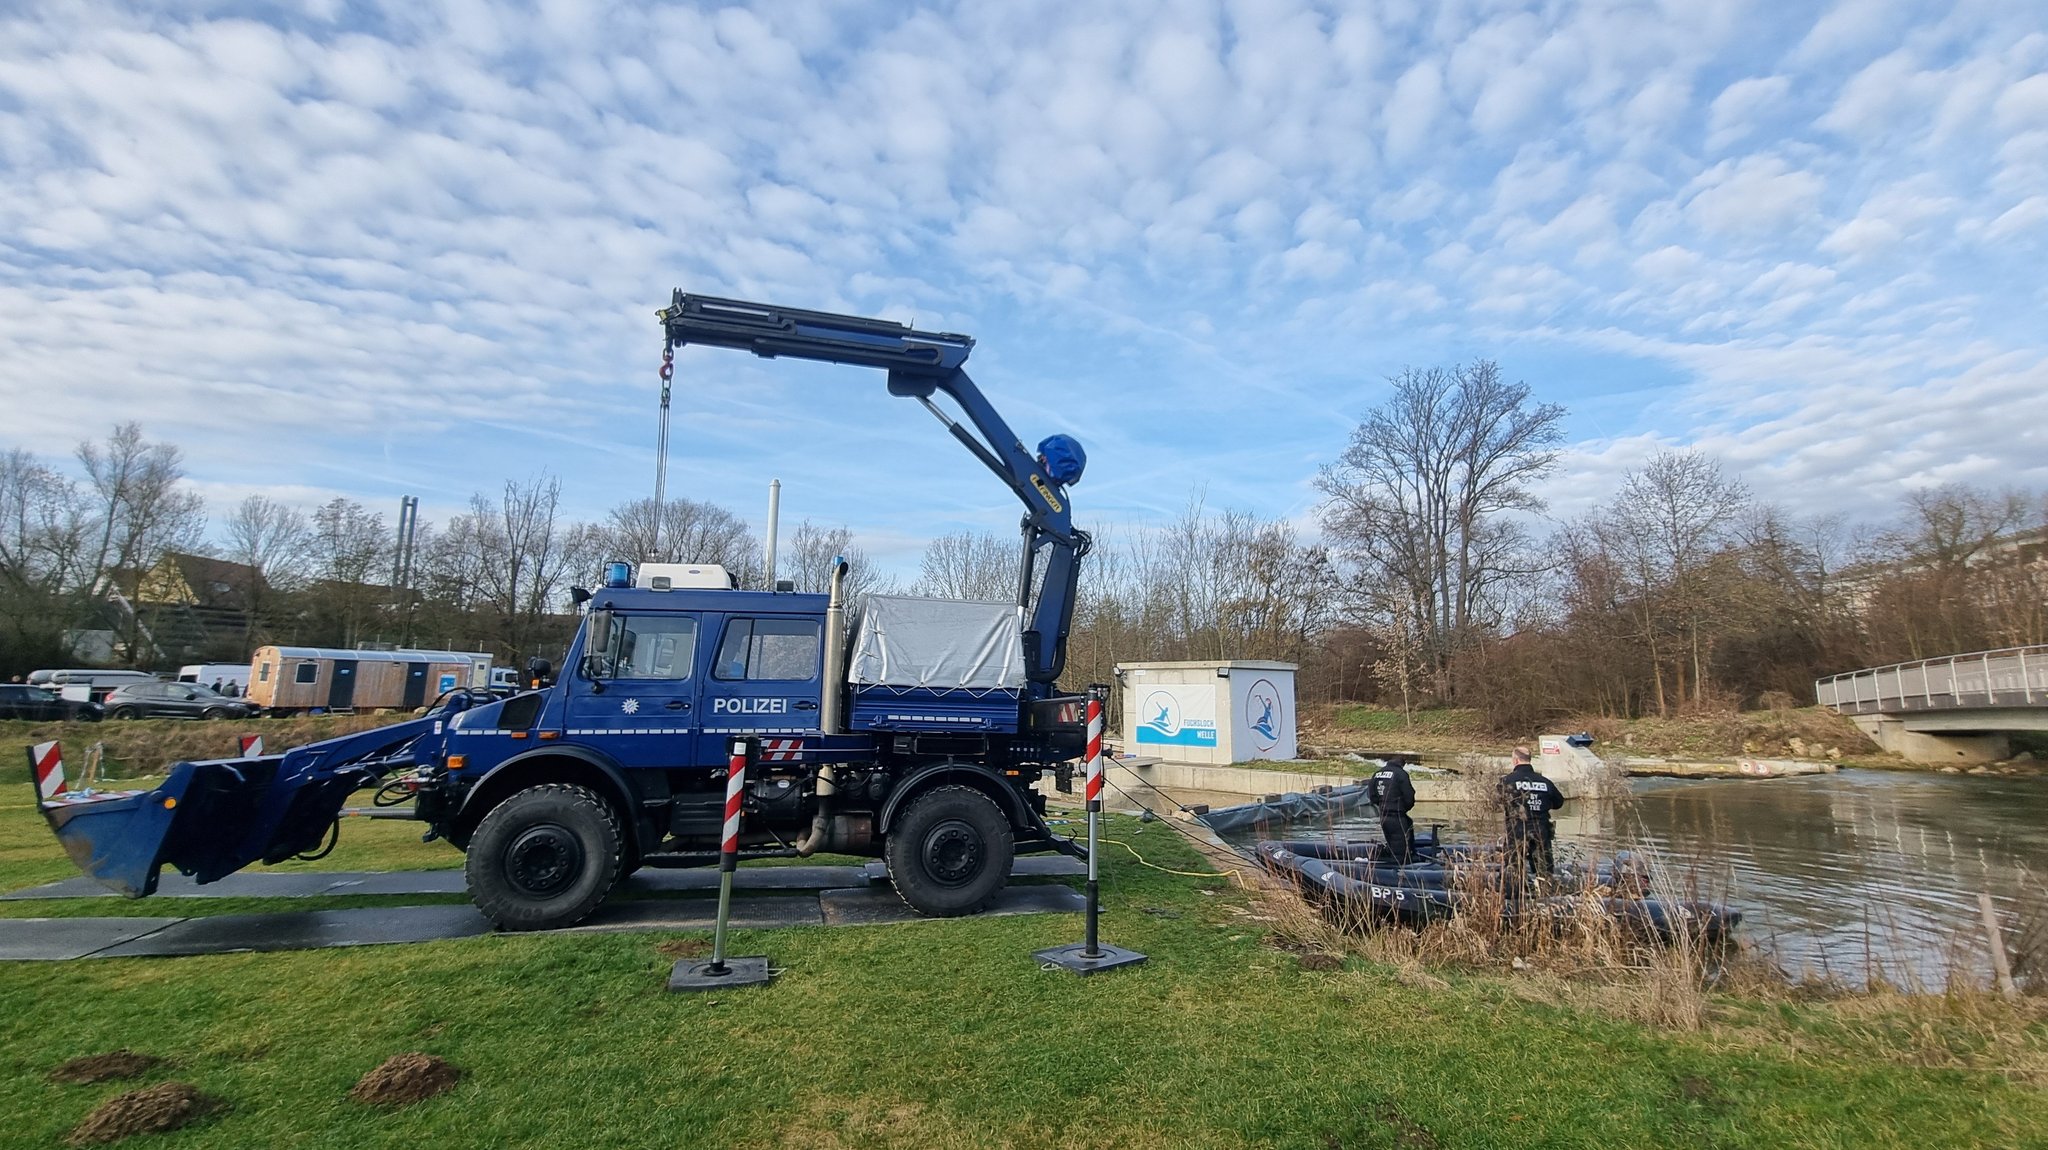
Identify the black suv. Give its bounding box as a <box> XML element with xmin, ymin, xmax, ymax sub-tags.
<box><xmin>0</xmin><ymin>684</ymin><xmax>105</xmax><ymax>722</ymax></box>
<box><xmin>102</xmin><ymin>681</ymin><xmax>260</xmax><ymax>721</ymax></box>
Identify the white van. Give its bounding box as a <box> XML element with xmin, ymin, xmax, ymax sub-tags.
<box><xmin>178</xmin><ymin>663</ymin><xmax>252</xmax><ymax>693</ymax></box>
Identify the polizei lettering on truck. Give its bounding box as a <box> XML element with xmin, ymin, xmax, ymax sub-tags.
<box><xmin>712</xmin><ymin>697</ymin><xmax>791</xmax><ymax>715</ymax></box>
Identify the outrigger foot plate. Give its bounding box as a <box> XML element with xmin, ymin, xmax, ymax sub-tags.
<box><xmin>667</xmin><ymin>955</ymin><xmax>775</xmax><ymax>992</ymax></box>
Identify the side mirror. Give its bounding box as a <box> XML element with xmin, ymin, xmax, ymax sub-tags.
<box><xmin>527</xmin><ymin>657</ymin><xmax>553</xmax><ymax>689</ymax></box>
<box><xmin>570</xmin><ymin>586</ymin><xmax>592</xmax><ymax>606</ymax></box>
<box><xmin>580</xmin><ymin>609</ymin><xmax>615</xmax><ymax>686</ymax></box>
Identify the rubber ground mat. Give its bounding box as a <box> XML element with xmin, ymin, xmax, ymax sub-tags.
<box><xmin>0</xmin><ymin>916</ymin><xmax>184</xmax><ymax>961</ymax></box>
<box><xmin>0</xmin><ymin>886</ymin><xmax>1081</xmax><ymax>959</ymax></box>
<box><xmin>91</xmin><ymin>904</ymin><xmax>496</xmax><ymax>957</ymax></box>
<box><xmin>5</xmin><ymin>859</ymin><xmax>1082</xmax><ymax>901</ymax></box>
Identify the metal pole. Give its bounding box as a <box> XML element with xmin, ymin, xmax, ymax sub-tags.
<box><xmin>1030</xmin><ymin>683</ymin><xmax>1145</xmax><ymax>976</ymax></box>
<box><xmin>1084</xmin><ymin>686</ymin><xmax>1104</xmax><ymax>959</ymax></box>
<box><xmin>709</xmin><ymin>736</ymin><xmax>750</xmax><ymax>976</ymax></box>
<box><xmin>764</xmin><ymin>479</ymin><xmax>781</xmax><ymax>589</ymax></box>
<box><xmin>1985</xmin><ymin>653</ymin><xmax>1996</xmax><ymax>704</ymax></box>
<box><xmin>2022</xmin><ymin>648</ymin><xmax>2034</xmax><ymax>705</ymax></box>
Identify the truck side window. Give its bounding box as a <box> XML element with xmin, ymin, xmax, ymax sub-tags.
<box><xmin>714</xmin><ymin>618</ymin><xmax>822</xmax><ymax>681</ymax></box>
<box><xmin>613</xmin><ymin>615</ymin><xmax>697</xmax><ymax>681</ymax></box>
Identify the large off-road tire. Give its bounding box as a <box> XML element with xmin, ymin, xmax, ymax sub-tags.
<box><xmin>465</xmin><ymin>784</ymin><xmax>624</xmax><ymax>931</ymax></box>
<box><xmin>884</xmin><ymin>784</ymin><xmax>1014</xmax><ymax>918</ymax></box>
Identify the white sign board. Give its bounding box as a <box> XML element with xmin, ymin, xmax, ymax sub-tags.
<box><xmin>1134</xmin><ymin>684</ymin><xmax>1218</xmax><ymax>749</ymax></box>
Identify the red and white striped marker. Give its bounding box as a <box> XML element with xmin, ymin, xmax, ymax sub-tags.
<box><xmin>721</xmin><ymin>745</ymin><xmax>747</xmax><ymax>858</ymax></box>
<box><xmin>706</xmin><ymin>737</ymin><xmax>755</xmax><ymax>977</ymax></box>
<box><xmin>1084</xmin><ymin>695</ymin><xmax>1104</xmax><ymax>810</ymax></box>
<box><xmin>30</xmin><ymin>740</ymin><xmax>65</xmax><ymax>801</ymax></box>
<box><xmin>759</xmin><ymin>737</ymin><xmax>802</xmax><ymax>763</ymax></box>
<box><xmin>239</xmin><ymin>734</ymin><xmax>264</xmax><ymax>756</ymax></box>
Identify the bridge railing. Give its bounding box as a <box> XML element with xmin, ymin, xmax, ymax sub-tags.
<box><xmin>1816</xmin><ymin>645</ymin><xmax>2048</xmax><ymax>714</ymax></box>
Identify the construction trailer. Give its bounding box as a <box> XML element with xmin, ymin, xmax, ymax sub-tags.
<box><xmin>246</xmin><ymin>647</ymin><xmax>488</xmax><ymax>713</ymax></box>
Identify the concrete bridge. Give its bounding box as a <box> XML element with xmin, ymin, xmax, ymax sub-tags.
<box><xmin>1816</xmin><ymin>645</ymin><xmax>2048</xmax><ymax>764</ymax></box>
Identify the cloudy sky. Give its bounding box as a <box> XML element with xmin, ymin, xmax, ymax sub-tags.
<box><xmin>3</xmin><ymin>0</ymin><xmax>2045</xmax><ymax>569</ymax></box>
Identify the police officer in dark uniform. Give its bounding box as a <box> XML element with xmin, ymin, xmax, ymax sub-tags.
<box><xmin>1367</xmin><ymin>756</ymin><xmax>1418</xmax><ymax>864</ymax></box>
<box><xmin>1498</xmin><ymin>746</ymin><xmax>1564</xmax><ymax>880</ymax></box>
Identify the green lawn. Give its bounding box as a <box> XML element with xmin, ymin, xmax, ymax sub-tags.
<box><xmin>2</xmin><ymin>776</ymin><xmax>2046</xmax><ymax>1147</ymax></box>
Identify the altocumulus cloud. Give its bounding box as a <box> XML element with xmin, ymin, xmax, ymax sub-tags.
<box><xmin>0</xmin><ymin>0</ymin><xmax>2044</xmax><ymax>564</ymax></box>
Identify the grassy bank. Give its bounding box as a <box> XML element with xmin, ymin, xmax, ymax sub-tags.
<box><xmin>1308</xmin><ymin>704</ymin><xmax>1899</xmax><ymax>766</ymax></box>
<box><xmin>3</xmin><ymin>791</ymin><xmax>2047</xmax><ymax>1146</ymax></box>
<box><xmin>1</xmin><ymin>715</ymin><xmax>399</xmax><ymax>784</ymax></box>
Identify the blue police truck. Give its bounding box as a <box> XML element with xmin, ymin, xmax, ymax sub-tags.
<box><xmin>34</xmin><ymin>295</ymin><xmax>1095</xmax><ymax>930</ymax></box>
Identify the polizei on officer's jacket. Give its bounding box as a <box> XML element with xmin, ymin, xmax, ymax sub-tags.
<box><xmin>33</xmin><ymin>293</ymin><xmax>1096</xmax><ymax>933</ymax></box>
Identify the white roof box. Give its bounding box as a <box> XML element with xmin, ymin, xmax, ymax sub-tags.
<box><xmin>637</xmin><ymin>562</ymin><xmax>736</xmax><ymax>590</ymax></box>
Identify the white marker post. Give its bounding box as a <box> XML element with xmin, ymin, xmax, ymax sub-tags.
<box><xmin>670</xmin><ymin>736</ymin><xmax>775</xmax><ymax>990</ymax></box>
<box><xmin>1033</xmin><ymin>684</ymin><xmax>1147</xmax><ymax>976</ymax></box>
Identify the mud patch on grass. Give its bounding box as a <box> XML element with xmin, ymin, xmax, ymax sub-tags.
<box><xmin>1325</xmin><ymin>1104</ymin><xmax>1439</xmax><ymax>1150</ymax></box>
<box><xmin>657</xmin><ymin>937</ymin><xmax>712</xmax><ymax>959</ymax></box>
<box><xmin>349</xmin><ymin>1053</ymin><xmax>462</xmax><ymax>1107</ymax></box>
<box><xmin>66</xmin><ymin>1083</ymin><xmax>221</xmax><ymax>1146</ymax></box>
<box><xmin>49</xmin><ymin>1051</ymin><xmax>161</xmax><ymax>1085</ymax></box>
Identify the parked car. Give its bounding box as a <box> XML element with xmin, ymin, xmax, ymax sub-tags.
<box><xmin>0</xmin><ymin>683</ymin><xmax>105</xmax><ymax>722</ymax></box>
<box><xmin>102</xmin><ymin>681</ymin><xmax>260</xmax><ymax>721</ymax></box>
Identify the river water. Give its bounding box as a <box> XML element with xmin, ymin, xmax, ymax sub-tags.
<box><xmin>1135</xmin><ymin>769</ymin><xmax>2048</xmax><ymax>988</ymax></box>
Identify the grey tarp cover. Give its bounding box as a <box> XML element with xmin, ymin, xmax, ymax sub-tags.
<box><xmin>1193</xmin><ymin>779</ymin><xmax>1380</xmax><ymax>833</ymax></box>
<box><xmin>850</xmin><ymin>595</ymin><xmax>1026</xmax><ymax>690</ymax></box>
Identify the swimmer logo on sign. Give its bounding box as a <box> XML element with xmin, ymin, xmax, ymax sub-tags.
<box><xmin>1135</xmin><ymin>687</ymin><xmax>1216</xmax><ymax>748</ymax></box>
<box><xmin>1245</xmin><ymin>678</ymin><xmax>1283</xmax><ymax>754</ymax></box>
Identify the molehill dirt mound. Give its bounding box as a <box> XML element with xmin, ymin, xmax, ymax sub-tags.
<box><xmin>349</xmin><ymin>1053</ymin><xmax>462</xmax><ymax>1106</ymax></box>
<box><xmin>657</xmin><ymin>938</ymin><xmax>712</xmax><ymax>959</ymax></box>
<box><xmin>66</xmin><ymin>1082</ymin><xmax>220</xmax><ymax>1146</ymax></box>
<box><xmin>49</xmin><ymin>1051</ymin><xmax>162</xmax><ymax>1085</ymax></box>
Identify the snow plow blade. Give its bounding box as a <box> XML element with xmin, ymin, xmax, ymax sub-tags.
<box><xmin>29</xmin><ymin>718</ymin><xmax>440</xmax><ymax>898</ymax></box>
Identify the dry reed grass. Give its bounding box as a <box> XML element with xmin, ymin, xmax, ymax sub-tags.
<box><xmin>1256</xmin><ymin>819</ymin><xmax>2048</xmax><ymax>1079</ymax></box>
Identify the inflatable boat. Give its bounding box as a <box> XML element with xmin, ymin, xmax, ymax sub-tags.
<box><xmin>1257</xmin><ymin>839</ymin><xmax>1740</xmax><ymax>943</ymax></box>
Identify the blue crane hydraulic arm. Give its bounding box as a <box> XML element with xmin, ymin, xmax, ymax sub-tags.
<box><xmin>657</xmin><ymin>292</ymin><xmax>1090</xmax><ymax>696</ymax></box>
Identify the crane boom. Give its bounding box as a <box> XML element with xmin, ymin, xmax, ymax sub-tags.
<box><xmin>657</xmin><ymin>291</ymin><xmax>1089</xmax><ymax>693</ymax></box>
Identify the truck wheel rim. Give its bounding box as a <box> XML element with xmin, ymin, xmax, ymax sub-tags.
<box><xmin>506</xmin><ymin>824</ymin><xmax>583</xmax><ymax>896</ymax></box>
<box><xmin>922</xmin><ymin>820</ymin><xmax>982</xmax><ymax>886</ymax></box>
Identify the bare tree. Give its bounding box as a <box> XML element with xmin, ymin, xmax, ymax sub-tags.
<box><xmin>221</xmin><ymin>495</ymin><xmax>310</xmax><ymax>648</ymax></box>
<box><xmin>73</xmin><ymin>424</ymin><xmax>206</xmax><ymax>662</ymax></box>
<box><xmin>0</xmin><ymin>450</ymin><xmax>92</xmax><ymax>667</ymax></box>
<box><xmin>911</xmin><ymin>529</ymin><xmax>1016</xmax><ymax>600</ymax></box>
<box><xmin>1316</xmin><ymin>361</ymin><xmax>1564</xmax><ymax>701</ymax></box>
<box><xmin>783</xmin><ymin>520</ymin><xmax>894</xmax><ymax>600</ymax></box>
<box><xmin>305</xmin><ymin>498</ymin><xmax>389</xmax><ymax>648</ymax></box>
<box><xmin>599</xmin><ymin>497</ymin><xmax>761</xmax><ymax>584</ymax></box>
<box><xmin>470</xmin><ymin>476</ymin><xmax>578</xmax><ymax>663</ymax></box>
<box><xmin>1597</xmin><ymin>450</ymin><xmax>1750</xmax><ymax>713</ymax></box>
<box><xmin>76</xmin><ymin>423</ymin><xmax>206</xmax><ymax>596</ymax></box>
